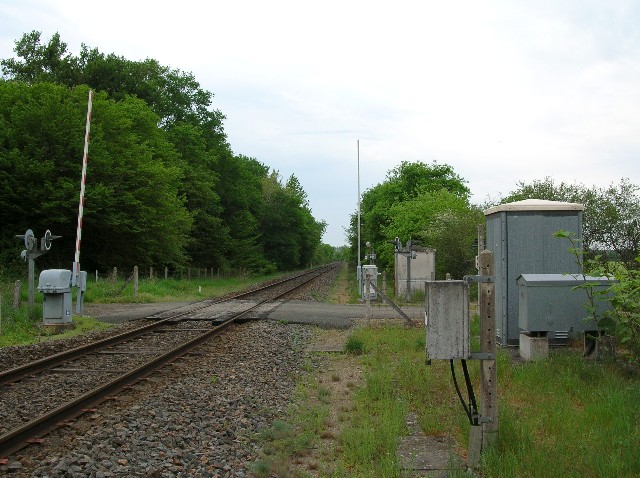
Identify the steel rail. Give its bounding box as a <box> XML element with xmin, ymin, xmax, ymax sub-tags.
<box><xmin>0</xmin><ymin>318</ymin><xmax>174</xmax><ymax>386</ymax></box>
<box><xmin>0</xmin><ymin>263</ymin><xmax>338</xmax><ymax>458</ymax></box>
<box><xmin>0</xmin><ymin>318</ymin><xmax>236</xmax><ymax>458</ymax></box>
<box><xmin>0</xmin><ymin>265</ymin><xmax>333</xmax><ymax>385</ymax></box>
<box><xmin>145</xmin><ymin>264</ymin><xmax>335</xmax><ymax>320</ymax></box>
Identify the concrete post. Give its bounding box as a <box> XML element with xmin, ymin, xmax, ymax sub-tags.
<box><xmin>133</xmin><ymin>266</ymin><xmax>139</xmax><ymax>297</ymax></box>
<box><xmin>165</xmin><ymin>267</ymin><xmax>168</xmax><ymax>280</ymax></box>
<box><xmin>113</xmin><ymin>267</ymin><xmax>117</xmax><ymax>281</ymax></box>
<box><xmin>150</xmin><ymin>267</ymin><xmax>153</xmax><ymax>279</ymax></box>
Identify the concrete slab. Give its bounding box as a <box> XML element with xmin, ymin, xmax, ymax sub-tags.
<box><xmin>397</xmin><ymin>413</ymin><xmax>460</xmax><ymax>478</ymax></box>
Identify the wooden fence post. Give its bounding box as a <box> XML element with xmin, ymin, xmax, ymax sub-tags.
<box><xmin>13</xmin><ymin>280</ymin><xmax>21</xmax><ymax>308</ymax></box>
<box><xmin>479</xmin><ymin>249</ymin><xmax>498</xmax><ymax>447</ymax></box>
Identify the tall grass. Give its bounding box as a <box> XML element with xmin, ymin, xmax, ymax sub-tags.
<box><xmin>343</xmin><ymin>324</ymin><xmax>640</xmax><ymax>477</ymax></box>
<box><xmin>85</xmin><ymin>274</ymin><xmax>280</xmax><ymax>303</ymax></box>
<box><xmin>482</xmin><ymin>351</ymin><xmax>640</xmax><ymax>477</ymax></box>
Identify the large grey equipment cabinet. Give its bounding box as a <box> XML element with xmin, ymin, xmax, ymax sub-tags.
<box><xmin>395</xmin><ymin>248</ymin><xmax>435</xmax><ymax>298</ymax></box>
<box><xmin>484</xmin><ymin>199</ymin><xmax>584</xmax><ymax>345</ymax></box>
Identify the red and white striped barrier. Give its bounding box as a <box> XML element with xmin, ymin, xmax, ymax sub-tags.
<box><xmin>73</xmin><ymin>89</ymin><xmax>93</xmax><ymax>285</ymax></box>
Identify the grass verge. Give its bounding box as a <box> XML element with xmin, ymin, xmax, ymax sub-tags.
<box><xmin>0</xmin><ymin>272</ymin><xmax>280</xmax><ymax>346</ymax></box>
<box><xmin>254</xmin><ymin>321</ymin><xmax>640</xmax><ymax>477</ymax></box>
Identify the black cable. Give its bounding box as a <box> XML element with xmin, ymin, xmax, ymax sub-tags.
<box><xmin>450</xmin><ymin>360</ymin><xmax>472</xmax><ymax>424</ymax></box>
<box><xmin>461</xmin><ymin>360</ymin><xmax>479</xmax><ymax>426</ymax></box>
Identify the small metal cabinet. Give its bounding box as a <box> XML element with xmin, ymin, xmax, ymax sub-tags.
<box><xmin>425</xmin><ymin>280</ymin><xmax>470</xmax><ymax>360</ymax></box>
<box><xmin>361</xmin><ymin>265</ymin><xmax>378</xmax><ymax>299</ymax></box>
<box><xmin>37</xmin><ymin>269</ymin><xmax>72</xmax><ymax>322</ymax></box>
<box><xmin>517</xmin><ymin>273</ymin><xmax>614</xmax><ymax>340</ymax></box>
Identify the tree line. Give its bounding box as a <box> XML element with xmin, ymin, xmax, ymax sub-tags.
<box><xmin>0</xmin><ymin>31</ymin><xmax>332</xmax><ymax>275</ymax></box>
<box><xmin>349</xmin><ymin>162</ymin><xmax>640</xmax><ymax>278</ymax></box>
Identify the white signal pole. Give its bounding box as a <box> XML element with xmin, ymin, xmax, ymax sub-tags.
<box><xmin>357</xmin><ymin>140</ymin><xmax>362</xmax><ymax>295</ymax></box>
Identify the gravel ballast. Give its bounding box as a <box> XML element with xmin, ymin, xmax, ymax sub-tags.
<box><xmin>3</xmin><ymin>320</ymin><xmax>316</xmax><ymax>477</ymax></box>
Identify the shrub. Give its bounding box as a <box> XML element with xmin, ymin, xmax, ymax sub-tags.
<box><xmin>345</xmin><ymin>336</ymin><xmax>365</xmax><ymax>355</ymax></box>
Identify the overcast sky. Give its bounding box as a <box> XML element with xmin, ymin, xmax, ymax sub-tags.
<box><xmin>1</xmin><ymin>0</ymin><xmax>638</xmax><ymax>246</ymax></box>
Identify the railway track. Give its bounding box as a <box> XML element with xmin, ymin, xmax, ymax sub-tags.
<box><xmin>0</xmin><ymin>264</ymin><xmax>339</xmax><ymax>459</ymax></box>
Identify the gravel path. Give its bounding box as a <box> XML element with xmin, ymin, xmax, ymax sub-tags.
<box><xmin>3</xmin><ymin>320</ymin><xmax>316</xmax><ymax>477</ymax></box>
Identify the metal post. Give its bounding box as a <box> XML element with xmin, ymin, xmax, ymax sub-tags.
<box><xmin>357</xmin><ymin>140</ymin><xmax>362</xmax><ymax>297</ymax></box>
<box><xmin>365</xmin><ymin>272</ymin><xmax>371</xmax><ymax>324</ymax></box>
<box><xmin>28</xmin><ymin>258</ymin><xmax>35</xmax><ymax>308</ymax></box>
<box><xmin>406</xmin><ymin>241</ymin><xmax>412</xmax><ymax>300</ymax></box>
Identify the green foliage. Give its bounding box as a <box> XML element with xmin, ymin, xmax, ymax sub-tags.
<box><xmin>344</xmin><ymin>336</ymin><xmax>365</xmax><ymax>354</ymax></box>
<box><xmin>555</xmin><ymin>229</ymin><xmax>640</xmax><ymax>361</ymax></box>
<box><xmin>259</xmin><ymin>171</ymin><xmax>326</xmax><ymax>270</ymax></box>
<box><xmin>0</xmin><ymin>31</ymin><xmax>327</xmax><ymax>273</ymax></box>
<box><xmin>586</xmin><ymin>257</ymin><xmax>640</xmax><ymax>361</ymax></box>
<box><xmin>348</xmin><ymin>326</ymin><xmax>640</xmax><ymax>477</ymax></box>
<box><xmin>384</xmin><ymin>189</ymin><xmax>483</xmax><ymax>279</ymax></box>
<box><xmin>482</xmin><ymin>352</ymin><xmax>640</xmax><ymax>477</ymax></box>
<box><xmin>0</xmin><ymin>82</ymin><xmax>192</xmax><ymax>270</ymax></box>
<box><xmin>312</xmin><ymin>243</ymin><xmax>346</xmax><ymax>264</ymax></box>
<box><xmin>0</xmin><ymin>279</ymin><xmax>108</xmax><ymax>346</ymax></box>
<box><xmin>348</xmin><ymin>160</ymin><xmax>478</xmax><ymax>279</ymax></box>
